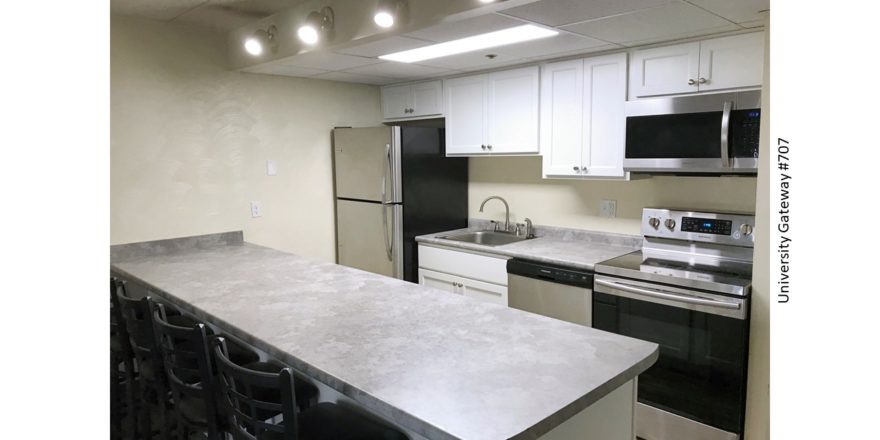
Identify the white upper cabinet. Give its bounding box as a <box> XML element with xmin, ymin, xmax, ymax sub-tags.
<box><xmin>541</xmin><ymin>53</ymin><xmax>628</xmax><ymax>179</ymax></box>
<box><xmin>630</xmin><ymin>42</ymin><xmax>700</xmax><ymax>98</ymax></box>
<box><xmin>697</xmin><ymin>32</ymin><xmax>765</xmax><ymax>92</ymax></box>
<box><xmin>486</xmin><ymin>67</ymin><xmax>540</xmax><ymax>154</ymax></box>
<box><xmin>444</xmin><ymin>66</ymin><xmax>540</xmax><ymax>156</ymax></box>
<box><xmin>444</xmin><ymin>75</ymin><xmax>488</xmax><ymax>155</ymax></box>
<box><xmin>629</xmin><ymin>32</ymin><xmax>764</xmax><ymax>99</ymax></box>
<box><xmin>381</xmin><ymin>80</ymin><xmax>443</xmax><ymax>120</ymax></box>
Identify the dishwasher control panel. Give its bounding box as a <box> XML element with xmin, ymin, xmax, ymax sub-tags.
<box><xmin>506</xmin><ymin>259</ymin><xmax>594</xmax><ymax>289</ymax></box>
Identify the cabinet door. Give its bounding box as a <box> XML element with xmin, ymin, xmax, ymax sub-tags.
<box><xmin>541</xmin><ymin>60</ymin><xmax>584</xmax><ymax>178</ymax></box>
<box><xmin>630</xmin><ymin>42</ymin><xmax>700</xmax><ymax>98</ymax></box>
<box><xmin>697</xmin><ymin>32</ymin><xmax>764</xmax><ymax>92</ymax></box>
<box><xmin>411</xmin><ymin>80</ymin><xmax>443</xmax><ymax>117</ymax></box>
<box><xmin>418</xmin><ymin>268</ymin><xmax>461</xmax><ymax>295</ymax></box>
<box><xmin>460</xmin><ymin>277</ymin><xmax>508</xmax><ymax>306</ymax></box>
<box><xmin>444</xmin><ymin>75</ymin><xmax>488</xmax><ymax>155</ymax></box>
<box><xmin>582</xmin><ymin>53</ymin><xmax>628</xmax><ymax>178</ymax></box>
<box><xmin>487</xmin><ymin>66</ymin><xmax>540</xmax><ymax>154</ymax></box>
<box><xmin>381</xmin><ymin>84</ymin><xmax>413</xmax><ymax>119</ymax></box>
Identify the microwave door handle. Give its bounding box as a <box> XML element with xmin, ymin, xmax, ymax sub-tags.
<box><xmin>720</xmin><ymin>101</ymin><xmax>732</xmax><ymax>168</ymax></box>
<box><xmin>595</xmin><ymin>279</ymin><xmax>741</xmax><ymax>310</ymax></box>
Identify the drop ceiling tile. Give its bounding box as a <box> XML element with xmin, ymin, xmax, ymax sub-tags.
<box><xmin>685</xmin><ymin>0</ymin><xmax>769</xmax><ymax>24</ymax></box>
<box><xmin>243</xmin><ymin>64</ymin><xmax>330</xmax><ymax>77</ymax></box>
<box><xmin>344</xmin><ymin>62</ymin><xmax>456</xmax><ymax>80</ymax></box>
<box><xmin>335</xmin><ymin>36</ymin><xmax>435</xmax><ymax>58</ymax></box>
<box><xmin>500</xmin><ymin>0</ymin><xmax>676</xmax><ymax>27</ymax></box>
<box><xmin>416</xmin><ymin>52</ymin><xmax>525</xmax><ymax>72</ymax></box>
<box><xmin>278</xmin><ymin>52</ymin><xmax>383</xmax><ymax>71</ymax></box>
<box><xmin>494</xmin><ymin>32</ymin><xmax>616</xmax><ymax>59</ymax></box>
<box><xmin>311</xmin><ymin>71</ymin><xmax>397</xmax><ymax>85</ymax></box>
<box><xmin>561</xmin><ymin>2</ymin><xmax>739</xmax><ymax>47</ymax></box>
<box><xmin>404</xmin><ymin>14</ymin><xmax>527</xmax><ymax>42</ymax></box>
<box><xmin>110</xmin><ymin>0</ymin><xmax>208</xmax><ymax>21</ymax></box>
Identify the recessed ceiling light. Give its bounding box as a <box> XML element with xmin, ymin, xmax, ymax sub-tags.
<box><xmin>374</xmin><ymin>11</ymin><xmax>394</xmax><ymax>28</ymax></box>
<box><xmin>374</xmin><ymin>0</ymin><xmax>405</xmax><ymax>28</ymax></box>
<box><xmin>379</xmin><ymin>25</ymin><xmax>558</xmax><ymax>63</ymax></box>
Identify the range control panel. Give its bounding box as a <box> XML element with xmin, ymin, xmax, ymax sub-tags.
<box><xmin>681</xmin><ymin>217</ymin><xmax>733</xmax><ymax>235</ymax></box>
<box><xmin>642</xmin><ymin>208</ymin><xmax>755</xmax><ymax>247</ymax></box>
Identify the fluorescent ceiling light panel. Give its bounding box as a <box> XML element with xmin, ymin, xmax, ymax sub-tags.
<box><xmin>379</xmin><ymin>25</ymin><xmax>558</xmax><ymax>63</ymax></box>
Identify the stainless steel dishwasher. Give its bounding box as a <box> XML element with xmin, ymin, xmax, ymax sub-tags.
<box><xmin>506</xmin><ymin>259</ymin><xmax>594</xmax><ymax>327</ymax></box>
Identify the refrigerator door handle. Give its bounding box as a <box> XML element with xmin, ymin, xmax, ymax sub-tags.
<box><xmin>382</xmin><ymin>203</ymin><xmax>393</xmax><ymax>261</ymax></box>
<box><xmin>381</xmin><ymin>143</ymin><xmax>391</xmax><ymax>204</ymax></box>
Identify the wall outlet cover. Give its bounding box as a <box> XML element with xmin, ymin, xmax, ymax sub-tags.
<box><xmin>600</xmin><ymin>199</ymin><xmax>617</xmax><ymax>218</ymax></box>
<box><xmin>250</xmin><ymin>201</ymin><xmax>263</xmax><ymax>218</ymax></box>
<box><xmin>267</xmin><ymin>160</ymin><xmax>278</xmax><ymax>176</ymax></box>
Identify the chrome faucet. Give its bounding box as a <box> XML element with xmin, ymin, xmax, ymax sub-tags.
<box><xmin>479</xmin><ymin>196</ymin><xmax>510</xmax><ymax>232</ymax></box>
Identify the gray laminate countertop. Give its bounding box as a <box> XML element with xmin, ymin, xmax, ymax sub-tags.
<box><xmin>110</xmin><ymin>232</ymin><xmax>657</xmax><ymax>440</ymax></box>
<box><xmin>415</xmin><ymin>222</ymin><xmax>641</xmax><ymax>271</ymax></box>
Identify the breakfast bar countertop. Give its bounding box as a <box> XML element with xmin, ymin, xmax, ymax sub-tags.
<box><xmin>110</xmin><ymin>231</ymin><xmax>658</xmax><ymax>440</ymax></box>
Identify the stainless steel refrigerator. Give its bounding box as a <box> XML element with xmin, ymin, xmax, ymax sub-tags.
<box><xmin>332</xmin><ymin>126</ymin><xmax>468</xmax><ymax>282</ymax></box>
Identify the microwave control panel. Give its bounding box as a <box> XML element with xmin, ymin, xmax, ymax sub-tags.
<box><xmin>731</xmin><ymin>109</ymin><xmax>761</xmax><ymax>158</ymax></box>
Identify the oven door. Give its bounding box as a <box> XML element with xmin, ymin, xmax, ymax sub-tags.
<box><xmin>593</xmin><ymin>275</ymin><xmax>750</xmax><ymax>440</ymax></box>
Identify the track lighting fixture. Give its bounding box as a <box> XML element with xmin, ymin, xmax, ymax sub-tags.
<box><xmin>298</xmin><ymin>6</ymin><xmax>335</xmax><ymax>45</ymax></box>
<box><xmin>244</xmin><ymin>25</ymin><xmax>277</xmax><ymax>56</ymax></box>
<box><xmin>374</xmin><ymin>0</ymin><xmax>406</xmax><ymax>29</ymax></box>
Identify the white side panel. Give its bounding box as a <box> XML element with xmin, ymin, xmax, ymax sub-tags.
<box><xmin>541</xmin><ymin>59</ymin><xmax>584</xmax><ymax>178</ymax></box>
<box><xmin>583</xmin><ymin>53</ymin><xmax>628</xmax><ymax>178</ymax></box>
<box><xmin>698</xmin><ymin>32</ymin><xmax>764</xmax><ymax>92</ymax></box>
<box><xmin>537</xmin><ymin>379</ymin><xmax>636</xmax><ymax>440</ymax></box>
<box><xmin>417</xmin><ymin>244</ymin><xmax>509</xmax><ymax>286</ymax></box>
<box><xmin>381</xmin><ymin>84</ymin><xmax>413</xmax><ymax>119</ymax></box>
<box><xmin>487</xmin><ymin>65</ymin><xmax>540</xmax><ymax>154</ymax></box>
<box><xmin>629</xmin><ymin>42</ymin><xmax>700</xmax><ymax>98</ymax></box>
<box><xmin>411</xmin><ymin>80</ymin><xmax>443</xmax><ymax>117</ymax></box>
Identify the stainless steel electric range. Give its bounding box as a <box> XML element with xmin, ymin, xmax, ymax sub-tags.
<box><xmin>594</xmin><ymin>208</ymin><xmax>755</xmax><ymax>440</ymax></box>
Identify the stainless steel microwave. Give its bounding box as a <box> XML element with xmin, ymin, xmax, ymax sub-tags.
<box><xmin>624</xmin><ymin>91</ymin><xmax>761</xmax><ymax>174</ymax></box>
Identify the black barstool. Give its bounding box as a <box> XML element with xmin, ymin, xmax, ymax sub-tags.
<box><xmin>151</xmin><ymin>301</ymin><xmax>222</xmax><ymax>440</ymax></box>
<box><xmin>115</xmin><ymin>282</ymin><xmax>173</xmax><ymax>440</ymax></box>
<box><xmin>110</xmin><ymin>277</ymin><xmax>137</xmax><ymax>439</ymax></box>
<box><xmin>212</xmin><ymin>337</ymin><xmax>408</xmax><ymax>440</ymax></box>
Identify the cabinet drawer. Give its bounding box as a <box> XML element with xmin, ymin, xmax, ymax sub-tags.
<box><xmin>418</xmin><ymin>244</ymin><xmax>509</xmax><ymax>286</ymax></box>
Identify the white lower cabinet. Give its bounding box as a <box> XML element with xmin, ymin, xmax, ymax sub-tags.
<box><xmin>417</xmin><ymin>245</ymin><xmax>509</xmax><ymax>306</ymax></box>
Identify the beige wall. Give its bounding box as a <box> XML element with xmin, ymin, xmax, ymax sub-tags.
<box><xmin>469</xmin><ymin>156</ymin><xmax>757</xmax><ymax>234</ymax></box>
<box><xmin>111</xmin><ymin>16</ymin><xmax>382</xmax><ymax>261</ymax></box>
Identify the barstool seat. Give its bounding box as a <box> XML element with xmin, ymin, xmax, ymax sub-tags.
<box><xmin>241</xmin><ymin>359</ymin><xmax>320</xmax><ymax>413</ymax></box>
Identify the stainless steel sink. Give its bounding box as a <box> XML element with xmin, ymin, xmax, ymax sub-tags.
<box><xmin>439</xmin><ymin>231</ymin><xmax>531</xmax><ymax>246</ymax></box>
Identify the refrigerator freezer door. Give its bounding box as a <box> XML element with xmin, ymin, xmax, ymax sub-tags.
<box><xmin>333</xmin><ymin>127</ymin><xmax>401</xmax><ymax>203</ymax></box>
<box><xmin>336</xmin><ymin>199</ymin><xmax>402</xmax><ymax>279</ymax></box>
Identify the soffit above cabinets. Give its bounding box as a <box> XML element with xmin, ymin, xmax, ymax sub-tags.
<box><xmin>112</xmin><ymin>0</ymin><xmax>768</xmax><ymax>85</ymax></box>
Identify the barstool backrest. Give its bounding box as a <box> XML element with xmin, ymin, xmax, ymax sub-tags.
<box><xmin>212</xmin><ymin>338</ymin><xmax>299</xmax><ymax>440</ymax></box>
<box><xmin>151</xmin><ymin>303</ymin><xmax>219</xmax><ymax>438</ymax></box>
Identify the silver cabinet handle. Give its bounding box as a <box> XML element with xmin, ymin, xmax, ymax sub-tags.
<box><xmin>487</xmin><ymin>145</ymin><xmax>492</xmax><ymax>150</ymax></box>
<box><xmin>720</xmin><ymin>101</ymin><xmax>732</xmax><ymax>168</ymax></box>
<box><xmin>573</xmin><ymin>166</ymin><xmax>580</xmax><ymax>171</ymax></box>
<box><xmin>687</xmin><ymin>78</ymin><xmax>696</xmax><ymax>85</ymax></box>
<box><xmin>698</xmin><ymin>77</ymin><xmax>707</xmax><ymax>84</ymax></box>
<box><xmin>481</xmin><ymin>144</ymin><xmax>486</xmax><ymax>150</ymax></box>
<box><xmin>594</xmin><ymin>279</ymin><xmax>741</xmax><ymax>310</ymax></box>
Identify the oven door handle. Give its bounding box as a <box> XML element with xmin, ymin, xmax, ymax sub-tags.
<box><xmin>595</xmin><ymin>279</ymin><xmax>741</xmax><ymax>310</ymax></box>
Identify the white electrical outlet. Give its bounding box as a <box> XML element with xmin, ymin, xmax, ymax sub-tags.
<box><xmin>266</xmin><ymin>160</ymin><xmax>278</xmax><ymax>176</ymax></box>
<box><xmin>250</xmin><ymin>201</ymin><xmax>263</xmax><ymax>218</ymax></box>
<box><xmin>600</xmin><ymin>199</ymin><xmax>617</xmax><ymax>218</ymax></box>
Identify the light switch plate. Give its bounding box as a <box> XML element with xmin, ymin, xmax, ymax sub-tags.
<box><xmin>266</xmin><ymin>160</ymin><xmax>278</xmax><ymax>176</ymax></box>
<box><xmin>600</xmin><ymin>199</ymin><xmax>617</xmax><ymax>218</ymax></box>
<box><xmin>250</xmin><ymin>201</ymin><xmax>262</xmax><ymax>218</ymax></box>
